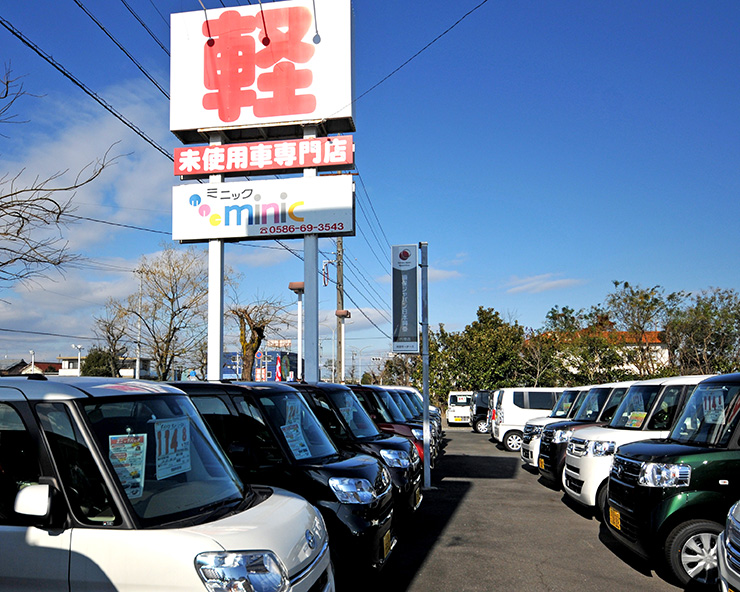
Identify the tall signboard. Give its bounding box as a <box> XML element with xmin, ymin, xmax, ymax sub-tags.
<box><xmin>170</xmin><ymin>0</ymin><xmax>355</xmax><ymax>383</ymax></box>
<box><xmin>392</xmin><ymin>245</ymin><xmax>419</xmax><ymax>353</ymax></box>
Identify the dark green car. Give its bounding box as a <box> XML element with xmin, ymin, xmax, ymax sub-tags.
<box><xmin>605</xmin><ymin>373</ymin><xmax>740</xmax><ymax>589</ymax></box>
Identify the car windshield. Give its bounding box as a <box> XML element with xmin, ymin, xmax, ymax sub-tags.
<box><xmin>573</xmin><ymin>388</ymin><xmax>611</xmax><ymax>421</ymax></box>
<box><xmin>599</xmin><ymin>388</ymin><xmax>630</xmax><ymax>423</ymax></box>
<box><xmin>609</xmin><ymin>385</ymin><xmax>662</xmax><ymax>429</ymax></box>
<box><xmin>256</xmin><ymin>391</ymin><xmax>338</xmax><ymax>461</ymax></box>
<box><xmin>670</xmin><ymin>384</ymin><xmax>740</xmax><ymax>447</ymax></box>
<box><xmin>550</xmin><ymin>390</ymin><xmax>581</xmax><ymax>418</ymax></box>
<box><xmin>375</xmin><ymin>389</ymin><xmax>408</xmax><ymax>423</ymax></box>
<box><xmin>400</xmin><ymin>391</ymin><xmax>423</xmax><ymax>414</ymax></box>
<box><xmin>82</xmin><ymin>394</ymin><xmax>246</xmax><ymax>527</ymax></box>
<box><xmin>324</xmin><ymin>387</ymin><xmax>381</xmax><ymax>439</ymax></box>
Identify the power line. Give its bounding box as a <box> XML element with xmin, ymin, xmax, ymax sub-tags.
<box><xmin>0</xmin><ymin>327</ymin><xmax>95</xmax><ymax>341</ymax></box>
<box><xmin>0</xmin><ymin>15</ymin><xmax>173</xmax><ymax>161</ymax></box>
<box><xmin>71</xmin><ymin>0</ymin><xmax>169</xmax><ymax>98</ymax></box>
<box><xmin>121</xmin><ymin>0</ymin><xmax>170</xmax><ymax>56</ymax></box>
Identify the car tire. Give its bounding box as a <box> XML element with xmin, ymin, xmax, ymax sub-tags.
<box><xmin>474</xmin><ymin>419</ymin><xmax>489</xmax><ymax>434</ymax></box>
<box><xmin>664</xmin><ymin>519</ymin><xmax>722</xmax><ymax>588</ymax></box>
<box><xmin>503</xmin><ymin>431</ymin><xmax>523</xmax><ymax>452</ymax></box>
<box><xmin>595</xmin><ymin>483</ymin><xmax>609</xmax><ymax>523</ymax></box>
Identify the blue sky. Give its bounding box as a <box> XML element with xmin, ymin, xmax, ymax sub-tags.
<box><xmin>1</xmin><ymin>1</ymin><xmax>738</xmax><ymax>374</ymax></box>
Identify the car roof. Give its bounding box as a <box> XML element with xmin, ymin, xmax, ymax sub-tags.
<box><xmin>695</xmin><ymin>373</ymin><xmax>740</xmax><ymax>386</ymax></box>
<box><xmin>0</xmin><ymin>376</ymin><xmax>184</xmax><ymax>401</ymax></box>
<box><xmin>631</xmin><ymin>374</ymin><xmax>715</xmax><ymax>386</ymax></box>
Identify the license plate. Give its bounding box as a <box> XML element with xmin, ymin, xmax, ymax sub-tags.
<box><xmin>539</xmin><ymin>458</ymin><xmax>545</xmax><ymax>470</ymax></box>
<box><xmin>609</xmin><ymin>506</ymin><xmax>621</xmax><ymax>530</ymax></box>
<box><xmin>382</xmin><ymin>529</ymin><xmax>392</xmax><ymax>558</ymax></box>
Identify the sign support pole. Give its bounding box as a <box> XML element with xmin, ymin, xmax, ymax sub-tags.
<box><xmin>420</xmin><ymin>241</ymin><xmax>431</xmax><ymax>489</ymax></box>
<box><xmin>303</xmin><ymin>125</ymin><xmax>320</xmax><ymax>382</ymax></box>
<box><xmin>207</xmin><ymin>132</ymin><xmax>225</xmax><ymax>381</ymax></box>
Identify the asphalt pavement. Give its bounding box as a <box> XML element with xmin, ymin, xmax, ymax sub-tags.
<box><xmin>354</xmin><ymin>421</ymin><xmax>683</xmax><ymax>592</ymax></box>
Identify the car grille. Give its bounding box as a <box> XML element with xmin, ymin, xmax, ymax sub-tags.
<box><xmin>523</xmin><ymin>424</ymin><xmax>542</xmax><ymax>438</ymax></box>
<box><xmin>564</xmin><ymin>474</ymin><xmax>583</xmax><ymax>494</ymax></box>
<box><xmin>568</xmin><ymin>437</ymin><xmax>588</xmax><ymax>457</ymax></box>
<box><xmin>541</xmin><ymin>428</ymin><xmax>554</xmax><ymax>445</ymax></box>
<box><xmin>725</xmin><ymin>511</ymin><xmax>740</xmax><ymax>573</ymax></box>
<box><xmin>606</xmin><ymin>455</ymin><xmax>645</xmax><ymax>542</ymax></box>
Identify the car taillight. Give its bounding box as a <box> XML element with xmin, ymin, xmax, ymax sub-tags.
<box><xmin>414</xmin><ymin>440</ymin><xmax>424</xmax><ymax>462</ymax></box>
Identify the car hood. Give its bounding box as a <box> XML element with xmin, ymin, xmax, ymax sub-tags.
<box><xmin>615</xmin><ymin>439</ymin><xmax>726</xmax><ymax>463</ymax></box>
<box><xmin>571</xmin><ymin>425</ymin><xmax>671</xmax><ymax>445</ymax></box>
<box><xmin>302</xmin><ymin>451</ymin><xmax>387</xmax><ymax>490</ymax></box>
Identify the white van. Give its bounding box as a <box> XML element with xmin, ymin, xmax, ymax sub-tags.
<box><xmin>446</xmin><ymin>391</ymin><xmax>472</xmax><ymax>425</ymax></box>
<box><xmin>492</xmin><ymin>387</ymin><xmax>563</xmax><ymax>452</ymax></box>
<box><xmin>0</xmin><ymin>376</ymin><xmax>334</xmax><ymax>591</ymax></box>
<box><xmin>562</xmin><ymin>374</ymin><xmax>712</xmax><ymax>519</ymax></box>
<box><xmin>520</xmin><ymin>386</ymin><xmax>592</xmax><ymax>467</ymax></box>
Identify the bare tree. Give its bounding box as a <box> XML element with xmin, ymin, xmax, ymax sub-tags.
<box><xmin>116</xmin><ymin>245</ymin><xmax>209</xmax><ymax>381</ymax></box>
<box><xmin>228</xmin><ymin>297</ymin><xmax>291</xmax><ymax>381</ymax></box>
<box><xmin>93</xmin><ymin>299</ymin><xmax>129</xmax><ymax>377</ymax></box>
<box><xmin>1</xmin><ymin>64</ymin><xmax>116</xmax><ymax>287</ymax></box>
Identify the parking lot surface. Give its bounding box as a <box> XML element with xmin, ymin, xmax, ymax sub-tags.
<box><xmin>359</xmin><ymin>422</ymin><xmax>682</xmax><ymax>592</ymax></box>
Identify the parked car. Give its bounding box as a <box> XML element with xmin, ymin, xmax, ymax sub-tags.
<box><xmin>606</xmin><ymin>373</ymin><xmax>740</xmax><ymax>588</ymax></box>
<box><xmin>446</xmin><ymin>391</ymin><xmax>472</xmax><ymax>426</ymax></box>
<box><xmin>385</xmin><ymin>386</ymin><xmax>442</xmax><ymax>446</ymax></box>
<box><xmin>0</xmin><ymin>376</ymin><xmax>334</xmax><ymax>591</ymax></box>
<box><xmin>562</xmin><ymin>375</ymin><xmax>711</xmax><ymax>520</ymax></box>
<box><xmin>469</xmin><ymin>390</ymin><xmax>493</xmax><ymax>434</ymax></box>
<box><xmin>349</xmin><ymin>384</ymin><xmax>438</xmax><ymax>466</ymax></box>
<box><xmin>391</xmin><ymin>386</ymin><xmax>443</xmax><ymax>440</ymax></box>
<box><xmin>520</xmin><ymin>386</ymin><xmax>591</xmax><ymax>468</ymax></box>
<box><xmin>289</xmin><ymin>381</ymin><xmax>423</xmax><ymax>518</ymax></box>
<box><xmin>395</xmin><ymin>385</ymin><xmax>444</xmax><ymax>436</ymax></box>
<box><xmin>719</xmin><ymin>499</ymin><xmax>740</xmax><ymax>592</ymax></box>
<box><xmin>538</xmin><ymin>380</ymin><xmax>635</xmax><ymax>485</ymax></box>
<box><xmin>171</xmin><ymin>380</ymin><xmax>396</xmax><ymax>572</ymax></box>
<box><xmin>491</xmin><ymin>387</ymin><xmax>563</xmax><ymax>452</ymax></box>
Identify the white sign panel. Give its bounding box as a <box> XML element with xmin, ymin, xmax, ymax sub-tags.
<box><xmin>170</xmin><ymin>0</ymin><xmax>353</xmax><ymax>137</ymax></box>
<box><xmin>392</xmin><ymin>244</ymin><xmax>419</xmax><ymax>353</ymax></box>
<box><xmin>172</xmin><ymin>174</ymin><xmax>354</xmax><ymax>241</ymax></box>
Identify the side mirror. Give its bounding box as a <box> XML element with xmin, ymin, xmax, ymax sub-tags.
<box><xmin>15</xmin><ymin>484</ymin><xmax>51</xmax><ymax>517</ymax></box>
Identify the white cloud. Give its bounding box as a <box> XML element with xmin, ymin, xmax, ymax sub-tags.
<box><xmin>505</xmin><ymin>274</ymin><xmax>587</xmax><ymax>294</ymax></box>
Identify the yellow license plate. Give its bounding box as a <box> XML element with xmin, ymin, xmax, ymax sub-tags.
<box><xmin>609</xmin><ymin>507</ymin><xmax>621</xmax><ymax>530</ymax></box>
<box><xmin>539</xmin><ymin>458</ymin><xmax>545</xmax><ymax>470</ymax></box>
<box><xmin>382</xmin><ymin>529</ymin><xmax>392</xmax><ymax>558</ymax></box>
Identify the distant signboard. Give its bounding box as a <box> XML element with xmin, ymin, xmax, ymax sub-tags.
<box><xmin>170</xmin><ymin>0</ymin><xmax>354</xmax><ymax>143</ymax></box>
<box><xmin>172</xmin><ymin>175</ymin><xmax>355</xmax><ymax>242</ymax></box>
<box><xmin>174</xmin><ymin>136</ymin><xmax>354</xmax><ymax>177</ymax></box>
<box><xmin>392</xmin><ymin>245</ymin><xmax>419</xmax><ymax>353</ymax></box>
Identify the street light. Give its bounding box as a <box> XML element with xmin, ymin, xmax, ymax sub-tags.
<box><xmin>72</xmin><ymin>344</ymin><xmax>84</xmax><ymax>376</ymax></box>
<box><xmin>335</xmin><ymin>310</ymin><xmax>351</xmax><ymax>383</ymax></box>
<box><xmin>350</xmin><ymin>345</ymin><xmax>371</xmax><ymax>382</ymax></box>
<box><xmin>289</xmin><ymin>281</ymin><xmax>304</xmax><ymax>381</ymax></box>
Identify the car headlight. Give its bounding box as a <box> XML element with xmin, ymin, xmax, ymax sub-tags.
<box><xmin>409</xmin><ymin>444</ymin><xmax>420</xmax><ymax>466</ymax></box>
<box><xmin>411</xmin><ymin>428</ymin><xmax>423</xmax><ymax>441</ymax></box>
<box><xmin>328</xmin><ymin>477</ymin><xmax>377</xmax><ymax>504</ymax></box>
<box><xmin>380</xmin><ymin>448</ymin><xmax>411</xmax><ymax>468</ymax></box>
<box><xmin>589</xmin><ymin>440</ymin><xmax>616</xmax><ymax>456</ymax></box>
<box><xmin>553</xmin><ymin>429</ymin><xmax>573</xmax><ymax>444</ymax></box>
<box><xmin>196</xmin><ymin>551</ymin><xmax>288</xmax><ymax>592</ymax></box>
<box><xmin>638</xmin><ymin>463</ymin><xmax>691</xmax><ymax>487</ymax></box>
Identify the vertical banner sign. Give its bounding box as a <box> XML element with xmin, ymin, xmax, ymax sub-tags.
<box><xmin>392</xmin><ymin>245</ymin><xmax>420</xmax><ymax>353</ymax></box>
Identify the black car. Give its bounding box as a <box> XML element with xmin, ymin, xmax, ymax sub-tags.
<box><xmin>537</xmin><ymin>381</ymin><xmax>634</xmax><ymax>485</ymax></box>
<box><xmin>170</xmin><ymin>380</ymin><xmax>396</xmax><ymax>571</ymax></box>
<box><xmin>349</xmin><ymin>384</ymin><xmax>438</xmax><ymax>466</ymax></box>
<box><xmin>290</xmin><ymin>382</ymin><xmax>423</xmax><ymax>518</ymax></box>
<box><xmin>469</xmin><ymin>390</ymin><xmax>492</xmax><ymax>433</ymax></box>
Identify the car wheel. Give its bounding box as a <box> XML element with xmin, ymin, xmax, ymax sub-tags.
<box><xmin>595</xmin><ymin>483</ymin><xmax>609</xmax><ymax>523</ymax></box>
<box><xmin>503</xmin><ymin>431</ymin><xmax>523</xmax><ymax>452</ymax></box>
<box><xmin>474</xmin><ymin>419</ymin><xmax>489</xmax><ymax>434</ymax></box>
<box><xmin>664</xmin><ymin>520</ymin><xmax>722</xmax><ymax>588</ymax></box>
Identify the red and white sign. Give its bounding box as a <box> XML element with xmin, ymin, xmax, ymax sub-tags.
<box><xmin>174</xmin><ymin>136</ymin><xmax>353</xmax><ymax>176</ymax></box>
<box><xmin>170</xmin><ymin>0</ymin><xmax>353</xmax><ymax>138</ymax></box>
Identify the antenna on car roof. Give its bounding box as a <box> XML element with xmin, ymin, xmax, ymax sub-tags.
<box><xmin>25</xmin><ymin>374</ymin><xmax>48</xmax><ymax>381</ymax></box>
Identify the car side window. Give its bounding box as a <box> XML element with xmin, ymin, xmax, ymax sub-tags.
<box><xmin>0</xmin><ymin>403</ymin><xmax>42</xmax><ymax>526</ymax></box>
<box><xmin>513</xmin><ymin>392</ymin><xmax>525</xmax><ymax>408</ymax></box>
<box><xmin>647</xmin><ymin>386</ymin><xmax>683</xmax><ymax>430</ymax></box>
<box><xmin>528</xmin><ymin>392</ymin><xmax>556</xmax><ymax>410</ymax></box>
<box><xmin>36</xmin><ymin>403</ymin><xmax>119</xmax><ymax>525</ymax></box>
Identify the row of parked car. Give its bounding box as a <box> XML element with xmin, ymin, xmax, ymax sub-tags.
<box><xmin>482</xmin><ymin>374</ymin><xmax>740</xmax><ymax>590</ymax></box>
<box><xmin>0</xmin><ymin>376</ymin><xmax>442</xmax><ymax>591</ymax></box>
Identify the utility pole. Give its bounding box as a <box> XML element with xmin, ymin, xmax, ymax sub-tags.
<box><xmin>336</xmin><ymin>237</ymin><xmax>344</xmax><ymax>380</ymax></box>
